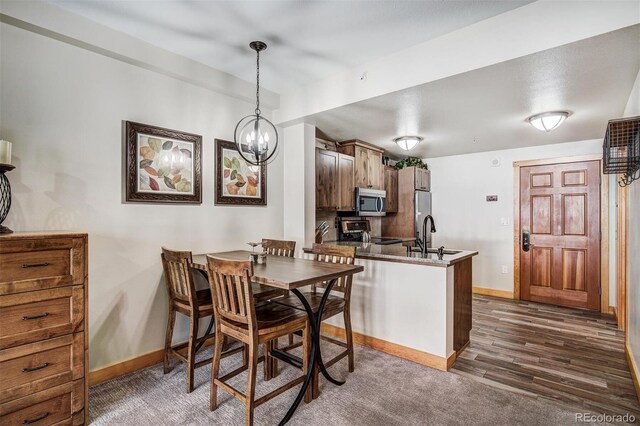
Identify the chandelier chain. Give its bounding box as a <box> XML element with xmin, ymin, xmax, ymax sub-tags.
<box><xmin>255</xmin><ymin>49</ymin><xmax>261</xmax><ymax>116</ymax></box>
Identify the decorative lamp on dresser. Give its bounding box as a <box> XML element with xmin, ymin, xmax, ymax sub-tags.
<box><xmin>0</xmin><ymin>232</ymin><xmax>88</xmax><ymax>425</ymax></box>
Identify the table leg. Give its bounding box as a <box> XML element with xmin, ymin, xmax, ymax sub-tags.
<box><xmin>279</xmin><ymin>278</ymin><xmax>344</xmax><ymax>426</ymax></box>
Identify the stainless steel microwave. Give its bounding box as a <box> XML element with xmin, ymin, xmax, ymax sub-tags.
<box><xmin>355</xmin><ymin>187</ymin><xmax>386</xmax><ymax>216</ymax></box>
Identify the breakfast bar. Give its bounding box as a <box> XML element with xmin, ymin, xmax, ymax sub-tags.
<box><xmin>305</xmin><ymin>243</ymin><xmax>478</xmax><ymax>370</ymax></box>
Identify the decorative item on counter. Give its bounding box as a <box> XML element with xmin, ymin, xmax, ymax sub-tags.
<box><xmin>246</xmin><ymin>241</ymin><xmax>267</xmax><ymax>264</ymax></box>
<box><xmin>0</xmin><ymin>140</ymin><xmax>11</xmax><ymax>164</ymax></box>
<box><xmin>315</xmin><ymin>221</ymin><xmax>329</xmax><ymax>244</ymax></box>
<box><xmin>0</xmin><ymin>140</ymin><xmax>14</xmax><ymax>234</ymax></box>
<box><xmin>394</xmin><ymin>157</ymin><xmax>428</xmax><ymax>170</ymax></box>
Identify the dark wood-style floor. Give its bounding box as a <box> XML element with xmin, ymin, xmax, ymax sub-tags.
<box><xmin>452</xmin><ymin>295</ymin><xmax>640</xmax><ymax>419</ymax></box>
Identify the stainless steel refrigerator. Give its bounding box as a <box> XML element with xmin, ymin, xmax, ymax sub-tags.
<box><xmin>414</xmin><ymin>190</ymin><xmax>432</xmax><ymax>247</ymax></box>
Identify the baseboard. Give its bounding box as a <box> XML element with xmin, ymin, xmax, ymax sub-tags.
<box><xmin>321</xmin><ymin>323</ymin><xmax>453</xmax><ymax>371</ymax></box>
<box><xmin>472</xmin><ymin>287</ymin><xmax>514</xmax><ymax>299</ymax></box>
<box><xmin>89</xmin><ymin>337</ymin><xmax>216</xmax><ymax>386</ymax></box>
<box><xmin>89</xmin><ymin>348</ymin><xmax>164</xmax><ymax>386</ymax></box>
<box><xmin>626</xmin><ymin>342</ymin><xmax>640</xmax><ymax>404</ymax></box>
<box><xmin>90</xmin><ymin>327</ymin><xmax>458</xmax><ymax>386</ymax></box>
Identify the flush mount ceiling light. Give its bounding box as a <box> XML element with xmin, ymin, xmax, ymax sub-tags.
<box><xmin>234</xmin><ymin>41</ymin><xmax>278</xmax><ymax>166</ymax></box>
<box><xmin>393</xmin><ymin>136</ymin><xmax>423</xmax><ymax>151</ymax></box>
<box><xmin>527</xmin><ymin>111</ymin><xmax>570</xmax><ymax>132</ymax></box>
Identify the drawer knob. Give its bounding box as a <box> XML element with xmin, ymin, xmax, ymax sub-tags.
<box><xmin>22</xmin><ymin>313</ymin><xmax>48</xmax><ymax>321</ymax></box>
<box><xmin>22</xmin><ymin>362</ymin><xmax>49</xmax><ymax>373</ymax></box>
<box><xmin>23</xmin><ymin>412</ymin><xmax>49</xmax><ymax>424</ymax></box>
<box><xmin>22</xmin><ymin>262</ymin><xmax>49</xmax><ymax>268</ymax></box>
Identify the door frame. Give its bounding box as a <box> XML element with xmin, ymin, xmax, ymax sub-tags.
<box><xmin>617</xmin><ymin>184</ymin><xmax>628</xmax><ymax>331</ymax></box>
<box><xmin>513</xmin><ymin>154</ymin><xmax>609</xmax><ymax>313</ymax></box>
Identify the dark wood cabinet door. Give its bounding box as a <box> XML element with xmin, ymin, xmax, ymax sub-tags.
<box><xmin>338</xmin><ymin>154</ymin><xmax>355</xmax><ymax>211</ymax></box>
<box><xmin>519</xmin><ymin>160</ymin><xmax>600</xmax><ymax>310</ymax></box>
<box><xmin>367</xmin><ymin>151</ymin><xmax>382</xmax><ymax>189</ymax></box>
<box><xmin>316</xmin><ymin>149</ymin><xmax>338</xmax><ymax>210</ymax></box>
<box><xmin>384</xmin><ymin>166</ymin><xmax>398</xmax><ymax>213</ymax></box>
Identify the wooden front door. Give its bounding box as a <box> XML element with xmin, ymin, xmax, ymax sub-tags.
<box><xmin>519</xmin><ymin>160</ymin><xmax>600</xmax><ymax>310</ymax></box>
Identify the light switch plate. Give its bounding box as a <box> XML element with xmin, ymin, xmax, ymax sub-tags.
<box><xmin>486</xmin><ymin>195</ymin><xmax>498</xmax><ymax>202</ymax></box>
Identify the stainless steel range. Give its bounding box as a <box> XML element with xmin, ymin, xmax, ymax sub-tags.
<box><xmin>337</xmin><ymin>218</ymin><xmax>403</xmax><ymax>245</ymax></box>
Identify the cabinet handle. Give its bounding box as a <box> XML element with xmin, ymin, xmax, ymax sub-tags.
<box><xmin>22</xmin><ymin>262</ymin><xmax>49</xmax><ymax>268</ymax></box>
<box><xmin>23</xmin><ymin>413</ymin><xmax>49</xmax><ymax>424</ymax></box>
<box><xmin>22</xmin><ymin>313</ymin><xmax>48</xmax><ymax>321</ymax></box>
<box><xmin>22</xmin><ymin>363</ymin><xmax>49</xmax><ymax>373</ymax></box>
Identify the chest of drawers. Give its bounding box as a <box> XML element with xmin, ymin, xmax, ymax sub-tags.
<box><xmin>0</xmin><ymin>232</ymin><xmax>88</xmax><ymax>425</ymax></box>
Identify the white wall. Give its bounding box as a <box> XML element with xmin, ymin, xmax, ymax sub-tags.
<box><xmin>427</xmin><ymin>139</ymin><xmax>602</xmax><ymax>293</ymax></box>
<box><xmin>0</xmin><ymin>22</ymin><xmax>284</xmax><ymax>370</ymax></box>
<box><xmin>282</xmin><ymin>123</ymin><xmax>316</xmax><ymax>253</ymax></box>
<box><xmin>623</xmin><ymin>69</ymin><xmax>640</xmax><ymax>370</ymax></box>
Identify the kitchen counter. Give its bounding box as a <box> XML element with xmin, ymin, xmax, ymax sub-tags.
<box><xmin>303</xmin><ymin>239</ymin><xmax>476</xmax><ymax>370</ymax></box>
<box><xmin>305</xmin><ymin>241</ymin><xmax>478</xmax><ymax>267</ymax></box>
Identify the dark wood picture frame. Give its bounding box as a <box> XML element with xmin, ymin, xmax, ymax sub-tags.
<box><xmin>125</xmin><ymin>121</ymin><xmax>202</xmax><ymax>204</ymax></box>
<box><xmin>215</xmin><ymin>139</ymin><xmax>267</xmax><ymax>206</ymax></box>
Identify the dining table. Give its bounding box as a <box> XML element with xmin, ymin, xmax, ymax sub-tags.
<box><xmin>190</xmin><ymin>250</ymin><xmax>364</xmax><ymax>425</ymax></box>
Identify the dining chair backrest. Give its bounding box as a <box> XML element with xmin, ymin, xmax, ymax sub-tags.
<box><xmin>262</xmin><ymin>238</ymin><xmax>296</xmax><ymax>257</ymax></box>
<box><xmin>206</xmin><ymin>255</ymin><xmax>256</xmax><ymax>328</ymax></box>
<box><xmin>311</xmin><ymin>244</ymin><xmax>356</xmax><ymax>299</ymax></box>
<box><xmin>161</xmin><ymin>247</ymin><xmax>197</xmax><ymax>305</ymax></box>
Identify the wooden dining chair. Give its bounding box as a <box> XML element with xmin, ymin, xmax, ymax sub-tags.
<box><xmin>262</xmin><ymin>238</ymin><xmax>296</xmax><ymax>257</ymax></box>
<box><xmin>261</xmin><ymin>238</ymin><xmax>298</xmax><ymax>361</ymax></box>
<box><xmin>248</xmin><ymin>238</ymin><xmax>296</xmax><ymax>305</ymax></box>
<box><xmin>206</xmin><ymin>255</ymin><xmax>310</xmax><ymax>426</ymax></box>
<box><xmin>161</xmin><ymin>247</ymin><xmax>216</xmax><ymax>393</ymax></box>
<box><xmin>274</xmin><ymin>244</ymin><xmax>356</xmax><ymax>398</ymax></box>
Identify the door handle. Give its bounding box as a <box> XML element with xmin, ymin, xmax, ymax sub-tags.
<box><xmin>522</xmin><ymin>229</ymin><xmax>533</xmax><ymax>252</ymax></box>
<box><xmin>376</xmin><ymin>197</ymin><xmax>383</xmax><ymax>213</ymax></box>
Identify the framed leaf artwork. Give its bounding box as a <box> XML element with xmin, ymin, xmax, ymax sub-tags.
<box><xmin>125</xmin><ymin>121</ymin><xmax>202</xmax><ymax>203</ymax></box>
<box><xmin>215</xmin><ymin>139</ymin><xmax>267</xmax><ymax>205</ymax></box>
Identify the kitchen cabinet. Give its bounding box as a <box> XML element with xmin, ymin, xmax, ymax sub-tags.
<box><xmin>383</xmin><ymin>166</ymin><xmax>398</xmax><ymax>213</ymax></box>
<box><xmin>316</xmin><ymin>149</ymin><xmax>338</xmax><ymax>210</ymax></box>
<box><xmin>316</xmin><ymin>149</ymin><xmax>355</xmax><ymax>211</ymax></box>
<box><xmin>382</xmin><ymin>166</ymin><xmax>431</xmax><ymax>238</ymax></box>
<box><xmin>414</xmin><ymin>167</ymin><xmax>431</xmax><ymax>191</ymax></box>
<box><xmin>338</xmin><ymin>154</ymin><xmax>355</xmax><ymax>210</ymax></box>
<box><xmin>337</xmin><ymin>139</ymin><xmax>384</xmax><ymax>190</ymax></box>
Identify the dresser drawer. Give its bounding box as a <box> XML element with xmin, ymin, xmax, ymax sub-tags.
<box><xmin>0</xmin><ymin>333</ymin><xmax>84</xmax><ymax>404</ymax></box>
<box><xmin>0</xmin><ymin>238</ymin><xmax>85</xmax><ymax>295</ymax></box>
<box><xmin>0</xmin><ymin>287</ymin><xmax>84</xmax><ymax>350</ymax></box>
<box><xmin>0</xmin><ymin>379</ymin><xmax>84</xmax><ymax>426</ymax></box>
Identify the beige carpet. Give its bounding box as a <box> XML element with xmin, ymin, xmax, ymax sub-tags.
<box><xmin>89</xmin><ymin>342</ymin><xmax>607</xmax><ymax>425</ymax></box>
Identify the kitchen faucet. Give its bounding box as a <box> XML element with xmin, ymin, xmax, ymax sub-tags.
<box><xmin>415</xmin><ymin>215</ymin><xmax>436</xmax><ymax>254</ymax></box>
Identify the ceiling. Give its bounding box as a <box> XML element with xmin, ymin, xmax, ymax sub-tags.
<box><xmin>313</xmin><ymin>25</ymin><xmax>640</xmax><ymax>158</ymax></box>
<box><xmin>50</xmin><ymin>0</ymin><xmax>532</xmax><ymax>94</ymax></box>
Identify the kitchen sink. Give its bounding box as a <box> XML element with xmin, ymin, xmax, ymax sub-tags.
<box><xmin>406</xmin><ymin>247</ymin><xmax>462</xmax><ymax>256</ymax></box>
<box><xmin>426</xmin><ymin>249</ymin><xmax>461</xmax><ymax>255</ymax></box>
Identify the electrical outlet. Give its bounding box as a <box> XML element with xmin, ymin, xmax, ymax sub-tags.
<box><xmin>486</xmin><ymin>195</ymin><xmax>498</xmax><ymax>202</ymax></box>
<box><xmin>501</xmin><ymin>265</ymin><xmax>508</xmax><ymax>274</ymax></box>
<box><xmin>500</xmin><ymin>217</ymin><xmax>509</xmax><ymax>226</ymax></box>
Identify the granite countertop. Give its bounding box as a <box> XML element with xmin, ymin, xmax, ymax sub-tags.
<box><xmin>305</xmin><ymin>241</ymin><xmax>478</xmax><ymax>267</ymax></box>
